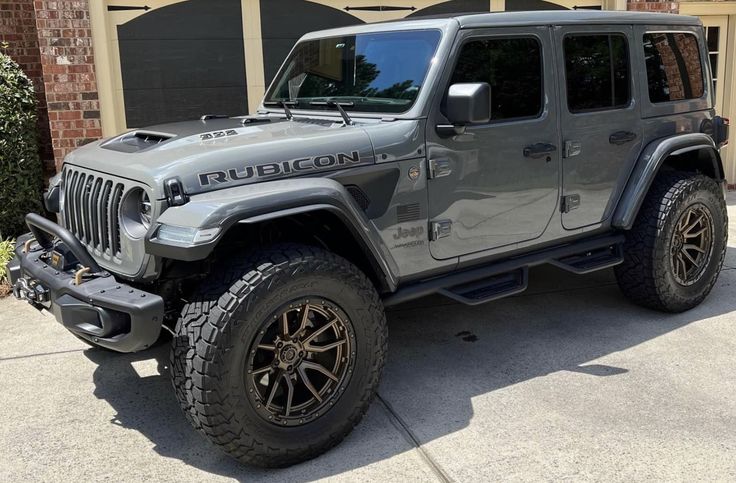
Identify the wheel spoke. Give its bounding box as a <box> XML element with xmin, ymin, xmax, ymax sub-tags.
<box><xmin>296</xmin><ymin>304</ymin><xmax>311</xmax><ymax>337</ymax></box>
<box><xmin>683</xmin><ymin>243</ymin><xmax>706</xmax><ymax>254</ymax></box>
<box><xmin>283</xmin><ymin>374</ymin><xmax>294</xmax><ymax>417</ymax></box>
<box><xmin>301</xmin><ymin>360</ymin><xmax>339</xmax><ymax>381</ymax></box>
<box><xmin>305</xmin><ymin>338</ymin><xmax>347</xmax><ymax>353</ymax></box>
<box><xmin>676</xmin><ymin>254</ymin><xmax>687</xmax><ymax>279</ymax></box>
<box><xmin>297</xmin><ymin>365</ymin><xmax>323</xmax><ymax>402</ymax></box>
<box><xmin>280</xmin><ymin>312</ymin><xmax>289</xmax><ymax>338</ymax></box>
<box><xmin>265</xmin><ymin>370</ymin><xmax>284</xmax><ymax>409</ymax></box>
<box><xmin>684</xmin><ymin>227</ymin><xmax>707</xmax><ymax>239</ymax></box>
<box><xmin>681</xmin><ymin>248</ymin><xmax>699</xmax><ymax>266</ymax></box>
<box><xmin>303</xmin><ymin>317</ymin><xmax>338</xmax><ymax>344</ymax></box>
<box><xmin>684</xmin><ymin>213</ymin><xmax>705</xmax><ymax>234</ymax></box>
<box><xmin>257</xmin><ymin>343</ymin><xmax>276</xmax><ymax>351</ymax></box>
<box><xmin>251</xmin><ymin>365</ymin><xmax>273</xmax><ymax>376</ymax></box>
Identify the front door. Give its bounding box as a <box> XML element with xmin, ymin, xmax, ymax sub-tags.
<box><xmin>427</xmin><ymin>27</ymin><xmax>560</xmax><ymax>260</ymax></box>
<box><xmin>554</xmin><ymin>26</ymin><xmax>642</xmax><ymax>230</ymax></box>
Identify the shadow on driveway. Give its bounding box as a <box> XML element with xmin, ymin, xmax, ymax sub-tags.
<box><xmin>82</xmin><ymin>250</ymin><xmax>736</xmax><ymax>480</ymax></box>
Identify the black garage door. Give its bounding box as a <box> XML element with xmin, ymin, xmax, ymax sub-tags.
<box><xmin>117</xmin><ymin>0</ymin><xmax>248</xmax><ymax>127</ymax></box>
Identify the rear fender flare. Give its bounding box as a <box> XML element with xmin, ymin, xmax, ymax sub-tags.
<box><xmin>612</xmin><ymin>133</ymin><xmax>724</xmax><ymax>230</ymax></box>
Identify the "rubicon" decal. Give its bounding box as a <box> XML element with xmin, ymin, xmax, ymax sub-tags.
<box><xmin>198</xmin><ymin>151</ymin><xmax>362</xmax><ymax>186</ymax></box>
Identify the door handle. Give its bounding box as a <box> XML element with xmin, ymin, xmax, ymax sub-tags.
<box><xmin>523</xmin><ymin>143</ymin><xmax>557</xmax><ymax>159</ymax></box>
<box><xmin>609</xmin><ymin>131</ymin><xmax>637</xmax><ymax>145</ymax></box>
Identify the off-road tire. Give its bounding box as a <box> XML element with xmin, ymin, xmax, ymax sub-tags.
<box><xmin>615</xmin><ymin>171</ymin><xmax>727</xmax><ymax>312</ymax></box>
<box><xmin>170</xmin><ymin>244</ymin><xmax>387</xmax><ymax>467</ymax></box>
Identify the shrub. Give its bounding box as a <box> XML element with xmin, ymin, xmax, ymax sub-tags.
<box><xmin>0</xmin><ymin>49</ymin><xmax>43</xmax><ymax>239</ymax></box>
<box><xmin>0</xmin><ymin>238</ymin><xmax>13</xmax><ymax>296</ymax></box>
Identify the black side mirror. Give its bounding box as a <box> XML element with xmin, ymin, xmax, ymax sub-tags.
<box><xmin>438</xmin><ymin>82</ymin><xmax>491</xmax><ymax>136</ymax></box>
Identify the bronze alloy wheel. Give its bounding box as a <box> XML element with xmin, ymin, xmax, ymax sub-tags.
<box><xmin>670</xmin><ymin>203</ymin><xmax>715</xmax><ymax>286</ymax></box>
<box><xmin>246</xmin><ymin>299</ymin><xmax>355</xmax><ymax>426</ymax></box>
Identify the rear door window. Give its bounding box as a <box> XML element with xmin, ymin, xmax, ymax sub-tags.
<box><xmin>643</xmin><ymin>32</ymin><xmax>704</xmax><ymax>103</ymax></box>
<box><xmin>563</xmin><ymin>34</ymin><xmax>631</xmax><ymax>113</ymax></box>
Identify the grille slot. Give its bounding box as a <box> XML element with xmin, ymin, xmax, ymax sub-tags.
<box><xmin>62</xmin><ymin>167</ymin><xmax>125</xmax><ymax>258</ymax></box>
<box><xmin>346</xmin><ymin>185</ymin><xmax>370</xmax><ymax>211</ymax></box>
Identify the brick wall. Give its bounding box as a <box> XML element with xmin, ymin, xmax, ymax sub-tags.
<box><xmin>34</xmin><ymin>0</ymin><xmax>101</xmax><ymax>169</ymax></box>
<box><xmin>0</xmin><ymin>0</ymin><xmax>54</xmax><ymax>172</ymax></box>
<box><xmin>627</xmin><ymin>0</ymin><xmax>680</xmax><ymax>13</ymax></box>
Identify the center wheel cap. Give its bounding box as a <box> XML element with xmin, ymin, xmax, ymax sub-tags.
<box><xmin>673</xmin><ymin>233</ymin><xmax>684</xmax><ymax>251</ymax></box>
<box><xmin>280</xmin><ymin>346</ymin><xmax>298</xmax><ymax>363</ymax></box>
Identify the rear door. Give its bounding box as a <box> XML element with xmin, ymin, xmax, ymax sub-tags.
<box><xmin>554</xmin><ymin>26</ymin><xmax>642</xmax><ymax>230</ymax></box>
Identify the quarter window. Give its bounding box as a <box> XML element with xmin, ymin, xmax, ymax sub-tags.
<box><xmin>643</xmin><ymin>32</ymin><xmax>704</xmax><ymax>103</ymax></box>
<box><xmin>450</xmin><ymin>37</ymin><xmax>543</xmax><ymax>121</ymax></box>
<box><xmin>564</xmin><ymin>34</ymin><xmax>630</xmax><ymax>112</ymax></box>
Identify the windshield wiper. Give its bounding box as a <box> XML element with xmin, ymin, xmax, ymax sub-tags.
<box><xmin>263</xmin><ymin>100</ymin><xmax>297</xmax><ymax>120</ymax></box>
<box><xmin>309</xmin><ymin>101</ymin><xmax>354</xmax><ymax>126</ymax></box>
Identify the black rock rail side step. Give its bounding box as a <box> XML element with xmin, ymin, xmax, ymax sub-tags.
<box><xmin>383</xmin><ymin>233</ymin><xmax>625</xmax><ymax>307</ymax></box>
<box><xmin>439</xmin><ymin>268</ymin><xmax>528</xmax><ymax>306</ymax></box>
<box><xmin>549</xmin><ymin>244</ymin><xmax>624</xmax><ymax>274</ymax></box>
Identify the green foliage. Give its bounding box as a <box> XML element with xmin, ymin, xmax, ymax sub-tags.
<box><xmin>0</xmin><ymin>238</ymin><xmax>13</xmax><ymax>285</ymax></box>
<box><xmin>0</xmin><ymin>51</ymin><xmax>43</xmax><ymax>239</ymax></box>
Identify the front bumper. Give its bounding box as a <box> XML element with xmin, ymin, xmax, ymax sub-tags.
<box><xmin>10</xmin><ymin>215</ymin><xmax>164</xmax><ymax>353</ymax></box>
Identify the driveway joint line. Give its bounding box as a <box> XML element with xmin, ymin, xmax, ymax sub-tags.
<box><xmin>0</xmin><ymin>348</ymin><xmax>86</xmax><ymax>362</ymax></box>
<box><xmin>376</xmin><ymin>393</ymin><xmax>452</xmax><ymax>483</ymax></box>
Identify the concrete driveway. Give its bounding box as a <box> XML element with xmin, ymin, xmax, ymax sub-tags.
<box><xmin>2</xmin><ymin>193</ymin><xmax>735</xmax><ymax>482</ymax></box>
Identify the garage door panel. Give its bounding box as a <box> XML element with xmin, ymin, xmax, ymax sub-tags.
<box><xmin>119</xmin><ymin>39</ymin><xmax>247</xmax><ymax>90</ymax></box>
<box><xmin>122</xmin><ymin>86</ymin><xmax>248</xmax><ymax>128</ymax></box>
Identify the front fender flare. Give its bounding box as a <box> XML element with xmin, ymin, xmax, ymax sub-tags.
<box><xmin>612</xmin><ymin>133</ymin><xmax>724</xmax><ymax>230</ymax></box>
<box><xmin>145</xmin><ymin>178</ymin><xmax>399</xmax><ymax>291</ymax></box>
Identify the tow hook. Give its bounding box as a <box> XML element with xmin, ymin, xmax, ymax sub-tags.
<box><xmin>13</xmin><ymin>278</ymin><xmax>50</xmax><ymax>308</ymax></box>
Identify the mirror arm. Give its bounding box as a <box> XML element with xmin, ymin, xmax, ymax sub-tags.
<box><xmin>436</xmin><ymin>124</ymin><xmax>466</xmax><ymax>137</ymax></box>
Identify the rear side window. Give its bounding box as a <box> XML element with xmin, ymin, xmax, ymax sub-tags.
<box><xmin>563</xmin><ymin>34</ymin><xmax>630</xmax><ymax>112</ymax></box>
<box><xmin>450</xmin><ymin>37</ymin><xmax>543</xmax><ymax>121</ymax></box>
<box><xmin>643</xmin><ymin>32</ymin><xmax>704</xmax><ymax>103</ymax></box>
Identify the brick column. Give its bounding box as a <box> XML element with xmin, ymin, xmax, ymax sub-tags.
<box><xmin>34</xmin><ymin>0</ymin><xmax>101</xmax><ymax>170</ymax></box>
<box><xmin>0</xmin><ymin>0</ymin><xmax>54</xmax><ymax>173</ymax></box>
<box><xmin>627</xmin><ymin>1</ymin><xmax>680</xmax><ymax>13</ymax></box>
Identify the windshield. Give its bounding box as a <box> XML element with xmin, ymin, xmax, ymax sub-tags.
<box><xmin>265</xmin><ymin>30</ymin><xmax>441</xmax><ymax>114</ymax></box>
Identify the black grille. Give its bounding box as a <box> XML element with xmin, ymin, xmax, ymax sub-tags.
<box><xmin>63</xmin><ymin>167</ymin><xmax>124</xmax><ymax>257</ymax></box>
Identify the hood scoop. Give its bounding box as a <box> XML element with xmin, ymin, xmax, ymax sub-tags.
<box><xmin>101</xmin><ymin>130</ymin><xmax>176</xmax><ymax>153</ymax></box>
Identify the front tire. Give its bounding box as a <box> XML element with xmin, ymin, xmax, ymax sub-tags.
<box><xmin>170</xmin><ymin>245</ymin><xmax>387</xmax><ymax>467</ymax></box>
<box><xmin>615</xmin><ymin>172</ymin><xmax>728</xmax><ymax>312</ymax></box>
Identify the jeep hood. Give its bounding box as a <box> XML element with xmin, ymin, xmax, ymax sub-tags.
<box><xmin>63</xmin><ymin>117</ymin><xmax>377</xmax><ymax>198</ymax></box>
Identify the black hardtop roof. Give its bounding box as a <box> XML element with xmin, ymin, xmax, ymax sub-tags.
<box><xmin>390</xmin><ymin>10</ymin><xmax>701</xmax><ymax>28</ymax></box>
<box><xmin>302</xmin><ymin>10</ymin><xmax>701</xmax><ymax>42</ymax></box>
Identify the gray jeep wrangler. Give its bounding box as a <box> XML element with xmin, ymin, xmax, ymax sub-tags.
<box><xmin>9</xmin><ymin>10</ymin><xmax>731</xmax><ymax>467</ymax></box>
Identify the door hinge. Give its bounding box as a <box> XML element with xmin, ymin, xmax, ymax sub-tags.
<box><xmin>561</xmin><ymin>194</ymin><xmax>581</xmax><ymax>213</ymax></box>
<box><xmin>430</xmin><ymin>220</ymin><xmax>452</xmax><ymax>240</ymax></box>
<box><xmin>563</xmin><ymin>140</ymin><xmax>582</xmax><ymax>158</ymax></box>
<box><xmin>428</xmin><ymin>159</ymin><xmax>452</xmax><ymax>179</ymax></box>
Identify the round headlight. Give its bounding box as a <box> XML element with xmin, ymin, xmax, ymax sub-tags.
<box><xmin>139</xmin><ymin>191</ymin><xmax>152</xmax><ymax>230</ymax></box>
<box><xmin>121</xmin><ymin>188</ymin><xmax>153</xmax><ymax>239</ymax></box>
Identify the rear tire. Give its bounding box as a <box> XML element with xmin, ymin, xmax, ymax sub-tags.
<box><xmin>170</xmin><ymin>244</ymin><xmax>387</xmax><ymax>467</ymax></box>
<box><xmin>615</xmin><ymin>171</ymin><xmax>727</xmax><ymax>312</ymax></box>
